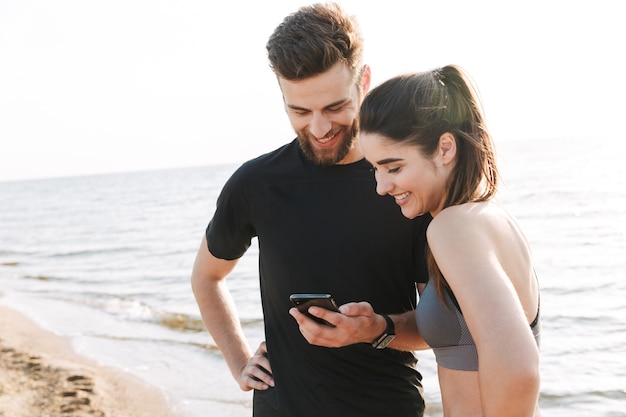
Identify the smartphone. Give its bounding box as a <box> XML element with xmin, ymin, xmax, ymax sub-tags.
<box><xmin>289</xmin><ymin>293</ymin><xmax>339</xmax><ymax>327</ymax></box>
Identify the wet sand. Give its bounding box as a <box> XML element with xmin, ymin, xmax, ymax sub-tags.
<box><xmin>0</xmin><ymin>305</ymin><xmax>185</xmax><ymax>417</ymax></box>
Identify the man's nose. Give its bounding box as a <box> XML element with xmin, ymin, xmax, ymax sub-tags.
<box><xmin>309</xmin><ymin>113</ymin><xmax>332</xmax><ymax>139</ymax></box>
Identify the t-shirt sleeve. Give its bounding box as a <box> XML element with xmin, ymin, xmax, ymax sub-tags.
<box><xmin>205</xmin><ymin>165</ymin><xmax>257</xmax><ymax>260</ymax></box>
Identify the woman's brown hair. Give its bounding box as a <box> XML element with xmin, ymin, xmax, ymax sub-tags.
<box><xmin>359</xmin><ymin>65</ymin><xmax>499</xmax><ymax>300</ymax></box>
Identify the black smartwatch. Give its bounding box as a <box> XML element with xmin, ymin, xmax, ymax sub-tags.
<box><xmin>371</xmin><ymin>313</ymin><xmax>395</xmax><ymax>349</ymax></box>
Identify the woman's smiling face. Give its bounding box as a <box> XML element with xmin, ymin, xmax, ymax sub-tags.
<box><xmin>359</xmin><ymin>132</ymin><xmax>450</xmax><ymax>218</ymax></box>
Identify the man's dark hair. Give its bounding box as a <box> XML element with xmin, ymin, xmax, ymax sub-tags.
<box><xmin>266</xmin><ymin>2</ymin><xmax>364</xmax><ymax>82</ymax></box>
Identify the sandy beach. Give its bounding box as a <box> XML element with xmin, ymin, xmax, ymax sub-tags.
<box><xmin>0</xmin><ymin>305</ymin><xmax>185</xmax><ymax>417</ymax></box>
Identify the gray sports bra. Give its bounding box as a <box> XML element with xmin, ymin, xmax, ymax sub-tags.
<box><xmin>415</xmin><ymin>281</ymin><xmax>541</xmax><ymax>371</ymax></box>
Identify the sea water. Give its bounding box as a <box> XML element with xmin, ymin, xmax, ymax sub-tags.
<box><xmin>1</xmin><ymin>136</ymin><xmax>625</xmax><ymax>416</ymax></box>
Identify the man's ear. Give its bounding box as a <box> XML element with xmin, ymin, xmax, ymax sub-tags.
<box><xmin>361</xmin><ymin>65</ymin><xmax>372</xmax><ymax>95</ymax></box>
<box><xmin>438</xmin><ymin>132</ymin><xmax>456</xmax><ymax>164</ymax></box>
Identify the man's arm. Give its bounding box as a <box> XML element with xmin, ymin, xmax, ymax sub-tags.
<box><xmin>191</xmin><ymin>235</ymin><xmax>274</xmax><ymax>390</ymax></box>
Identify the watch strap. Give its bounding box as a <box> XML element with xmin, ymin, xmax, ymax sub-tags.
<box><xmin>371</xmin><ymin>313</ymin><xmax>395</xmax><ymax>349</ymax></box>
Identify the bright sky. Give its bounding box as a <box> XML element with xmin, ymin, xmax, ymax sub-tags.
<box><xmin>1</xmin><ymin>0</ymin><xmax>623</xmax><ymax>182</ymax></box>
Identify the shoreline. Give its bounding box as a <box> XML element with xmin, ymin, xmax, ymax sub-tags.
<box><xmin>0</xmin><ymin>305</ymin><xmax>185</xmax><ymax>417</ymax></box>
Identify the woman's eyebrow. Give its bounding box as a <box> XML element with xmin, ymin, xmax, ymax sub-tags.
<box><xmin>376</xmin><ymin>157</ymin><xmax>403</xmax><ymax>165</ymax></box>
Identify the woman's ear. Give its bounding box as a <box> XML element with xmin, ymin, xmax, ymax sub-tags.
<box><xmin>438</xmin><ymin>132</ymin><xmax>456</xmax><ymax>164</ymax></box>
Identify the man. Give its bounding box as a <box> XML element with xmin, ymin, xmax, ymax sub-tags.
<box><xmin>191</xmin><ymin>3</ymin><xmax>431</xmax><ymax>416</ymax></box>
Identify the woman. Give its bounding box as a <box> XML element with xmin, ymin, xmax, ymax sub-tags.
<box><xmin>358</xmin><ymin>65</ymin><xmax>541</xmax><ymax>416</ymax></box>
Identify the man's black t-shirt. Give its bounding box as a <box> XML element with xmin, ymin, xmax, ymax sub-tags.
<box><xmin>206</xmin><ymin>139</ymin><xmax>431</xmax><ymax>417</ymax></box>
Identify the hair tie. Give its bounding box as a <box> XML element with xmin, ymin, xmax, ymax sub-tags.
<box><xmin>432</xmin><ymin>68</ymin><xmax>445</xmax><ymax>86</ymax></box>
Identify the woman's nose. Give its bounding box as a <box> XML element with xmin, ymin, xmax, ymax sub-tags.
<box><xmin>375</xmin><ymin>173</ymin><xmax>392</xmax><ymax>196</ymax></box>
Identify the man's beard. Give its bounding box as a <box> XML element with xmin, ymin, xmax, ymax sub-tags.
<box><xmin>296</xmin><ymin>121</ymin><xmax>359</xmax><ymax>166</ymax></box>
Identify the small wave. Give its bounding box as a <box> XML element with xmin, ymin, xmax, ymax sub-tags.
<box><xmin>539</xmin><ymin>388</ymin><xmax>626</xmax><ymax>414</ymax></box>
<box><xmin>23</xmin><ymin>274</ymin><xmax>61</xmax><ymax>282</ymax></box>
<box><xmin>188</xmin><ymin>341</ymin><xmax>222</xmax><ymax>353</ymax></box>
<box><xmin>80</xmin><ymin>332</ymin><xmax>222</xmax><ymax>353</ymax></box>
<box><xmin>157</xmin><ymin>311</ymin><xmax>206</xmax><ymax>333</ymax></box>
<box><xmin>594</xmin><ymin>389</ymin><xmax>626</xmax><ymax>400</ymax></box>
<box><xmin>0</xmin><ymin>249</ymin><xmax>28</xmax><ymax>256</ymax></box>
<box><xmin>49</xmin><ymin>247</ymin><xmax>140</xmax><ymax>258</ymax></box>
<box><xmin>72</xmin><ymin>295</ymin><xmax>221</xmax><ymax>334</ymax></box>
<box><xmin>155</xmin><ymin>312</ymin><xmax>265</xmax><ymax>333</ymax></box>
<box><xmin>1</xmin><ymin>262</ymin><xmax>19</xmax><ymax>267</ymax></box>
<box><xmin>240</xmin><ymin>317</ymin><xmax>265</xmax><ymax>327</ymax></box>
